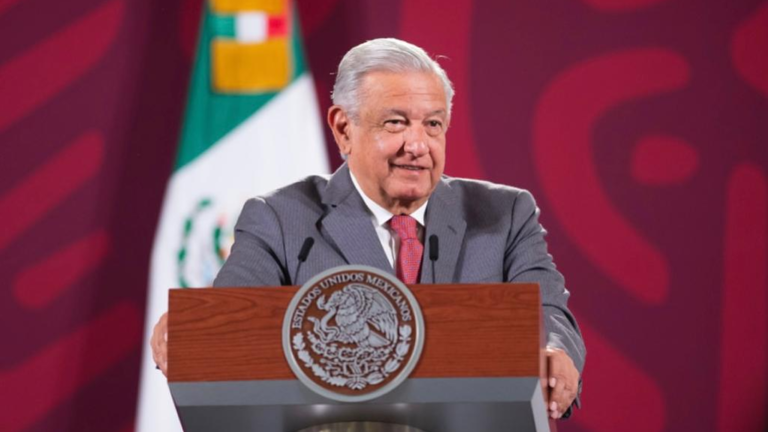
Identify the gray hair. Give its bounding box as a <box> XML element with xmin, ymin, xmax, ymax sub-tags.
<box><xmin>331</xmin><ymin>38</ymin><xmax>455</xmax><ymax>119</ymax></box>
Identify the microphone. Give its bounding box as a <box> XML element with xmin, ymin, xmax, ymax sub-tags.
<box><xmin>293</xmin><ymin>237</ymin><xmax>315</xmax><ymax>284</ymax></box>
<box><xmin>428</xmin><ymin>235</ymin><xmax>439</xmax><ymax>284</ymax></box>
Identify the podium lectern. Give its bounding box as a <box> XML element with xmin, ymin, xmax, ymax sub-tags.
<box><xmin>167</xmin><ymin>283</ymin><xmax>555</xmax><ymax>431</ymax></box>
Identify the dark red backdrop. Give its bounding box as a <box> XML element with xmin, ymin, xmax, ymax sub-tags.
<box><xmin>1</xmin><ymin>1</ymin><xmax>766</xmax><ymax>431</ymax></box>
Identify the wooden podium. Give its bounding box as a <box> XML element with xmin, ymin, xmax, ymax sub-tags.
<box><xmin>167</xmin><ymin>283</ymin><xmax>555</xmax><ymax>431</ymax></box>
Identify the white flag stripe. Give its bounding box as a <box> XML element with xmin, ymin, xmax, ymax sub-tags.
<box><xmin>236</xmin><ymin>12</ymin><xmax>268</xmax><ymax>43</ymax></box>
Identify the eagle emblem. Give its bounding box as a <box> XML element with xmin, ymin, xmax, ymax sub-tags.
<box><xmin>283</xmin><ymin>266</ymin><xmax>425</xmax><ymax>402</ymax></box>
<box><xmin>309</xmin><ymin>284</ymin><xmax>398</xmax><ymax>348</ymax></box>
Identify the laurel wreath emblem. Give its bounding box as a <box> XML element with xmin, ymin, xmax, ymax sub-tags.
<box><xmin>292</xmin><ymin>325</ymin><xmax>413</xmax><ymax>390</ymax></box>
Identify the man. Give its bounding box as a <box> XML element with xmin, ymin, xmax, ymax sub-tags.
<box><xmin>151</xmin><ymin>38</ymin><xmax>585</xmax><ymax>419</ymax></box>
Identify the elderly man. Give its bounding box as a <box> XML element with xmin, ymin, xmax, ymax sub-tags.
<box><xmin>151</xmin><ymin>38</ymin><xmax>585</xmax><ymax>419</ymax></box>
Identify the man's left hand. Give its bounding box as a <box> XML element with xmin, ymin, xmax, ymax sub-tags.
<box><xmin>546</xmin><ymin>347</ymin><xmax>579</xmax><ymax>419</ymax></box>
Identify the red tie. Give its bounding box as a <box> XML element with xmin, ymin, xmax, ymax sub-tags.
<box><xmin>390</xmin><ymin>215</ymin><xmax>423</xmax><ymax>284</ymax></box>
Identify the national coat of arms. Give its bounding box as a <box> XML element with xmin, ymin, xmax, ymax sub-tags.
<box><xmin>283</xmin><ymin>265</ymin><xmax>425</xmax><ymax>402</ymax></box>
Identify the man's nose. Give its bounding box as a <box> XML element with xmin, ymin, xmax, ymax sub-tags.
<box><xmin>403</xmin><ymin>126</ymin><xmax>429</xmax><ymax>157</ymax></box>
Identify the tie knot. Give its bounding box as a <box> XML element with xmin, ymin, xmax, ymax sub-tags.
<box><xmin>390</xmin><ymin>215</ymin><xmax>419</xmax><ymax>240</ymax></box>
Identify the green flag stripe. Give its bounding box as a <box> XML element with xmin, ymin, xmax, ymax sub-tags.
<box><xmin>173</xmin><ymin>3</ymin><xmax>309</xmax><ymax>171</ymax></box>
<box><xmin>209</xmin><ymin>14</ymin><xmax>236</xmax><ymax>38</ymax></box>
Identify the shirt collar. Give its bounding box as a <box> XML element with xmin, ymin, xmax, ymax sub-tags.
<box><xmin>349</xmin><ymin>171</ymin><xmax>428</xmax><ymax>227</ymax></box>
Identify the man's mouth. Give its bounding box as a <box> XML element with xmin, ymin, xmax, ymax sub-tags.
<box><xmin>392</xmin><ymin>164</ymin><xmax>425</xmax><ymax>171</ymax></box>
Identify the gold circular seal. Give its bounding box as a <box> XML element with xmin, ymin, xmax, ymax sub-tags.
<box><xmin>283</xmin><ymin>265</ymin><xmax>425</xmax><ymax>402</ymax></box>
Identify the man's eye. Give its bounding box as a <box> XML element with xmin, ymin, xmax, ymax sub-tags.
<box><xmin>384</xmin><ymin>119</ymin><xmax>407</xmax><ymax>130</ymax></box>
<box><xmin>426</xmin><ymin>120</ymin><xmax>443</xmax><ymax>133</ymax></box>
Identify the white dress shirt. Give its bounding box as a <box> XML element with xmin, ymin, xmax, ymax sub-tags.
<box><xmin>350</xmin><ymin>172</ymin><xmax>427</xmax><ymax>272</ymax></box>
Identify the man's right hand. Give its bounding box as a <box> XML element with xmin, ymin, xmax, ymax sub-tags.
<box><xmin>151</xmin><ymin>312</ymin><xmax>169</xmax><ymax>376</ymax></box>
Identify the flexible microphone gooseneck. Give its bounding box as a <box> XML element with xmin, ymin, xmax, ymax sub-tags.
<box><xmin>429</xmin><ymin>235</ymin><xmax>439</xmax><ymax>284</ymax></box>
<box><xmin>293</xmin><ymin>237</ymin><xmax>315</xmax><ymax>284</ymax></box>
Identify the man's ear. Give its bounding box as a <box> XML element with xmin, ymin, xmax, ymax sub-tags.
<box><xmin>328</xmin><ymin>105</ymin><xmax>352</xmax><ymax>156</ymax></box>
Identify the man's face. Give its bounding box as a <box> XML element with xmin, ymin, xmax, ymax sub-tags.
<box><xmin>329</xmin><ymin>71</ymin><xmax>449</xmax><ymax>213</ymax></box>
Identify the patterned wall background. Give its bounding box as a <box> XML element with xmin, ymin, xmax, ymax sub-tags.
<box><xmin>0</xmin><ymin>0</ymin><xmax>766</xmax><ymax>431</ymax></box>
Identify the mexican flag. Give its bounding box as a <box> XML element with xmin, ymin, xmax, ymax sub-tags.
<box><xmin>135</xmin><ymin>0</ymin><xmax>329</xmax><ymax>430</ymax></box>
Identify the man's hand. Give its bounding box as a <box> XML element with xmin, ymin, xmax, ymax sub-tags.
<box><xmin>151</xmin><ymin>312</ymin><xmax>169</xmax><ymax>376</ymax></box>
<box><xmin>546</xmin><ymin>347</ymin><xmax>579</xmax><ymax>419</ymax></box>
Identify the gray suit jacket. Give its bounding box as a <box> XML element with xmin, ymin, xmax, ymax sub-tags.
<box><xmin>214</xmin><ymin>163</ymin><xmax>586</xmax><ymax>375</ymax></box>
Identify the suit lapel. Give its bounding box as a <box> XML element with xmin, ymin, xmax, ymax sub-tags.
<box><xmin>320</xmin><ymin>164</ymin><xmax>395</xmax><ymax>275</ymax></box>
<box><xmin>421</xmin><ymin>180</ymin><xmax>467</xmax><ymax>284</ymax></box>
<box><xmin>320</xmin><ymin>165</ymin><xmax>466</xmax><ymax>282</ymax></box>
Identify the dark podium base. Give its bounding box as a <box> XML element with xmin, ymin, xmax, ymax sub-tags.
<box><xmin>172</xmin><ymin>377</ymin><xmax>550</xmax><ymax>432</ymax></box>
<box><xmin>297</xmin><ymin>422</ymin><xmax>426</xmax><ymax>432</ymax></box>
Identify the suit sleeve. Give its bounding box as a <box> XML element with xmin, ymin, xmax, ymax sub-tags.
<box><xmin>505</xmin><ymin>190</ymin><xmax>586</xmax><ymax>412</ymax></box>
<box><xmin>213</xmin><ymin>198</ymin><xmax>290</xmax><ymax>287</ymax></box>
